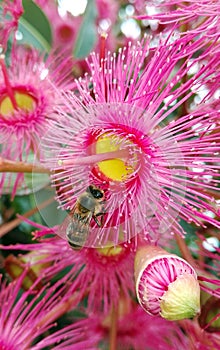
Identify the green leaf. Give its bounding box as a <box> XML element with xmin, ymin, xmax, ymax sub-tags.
<box><xmin>73</xmin><ymin>0</ymin><xmax>98</xmax><ymax>59</ymax></box>
<box><xmin>18</xmin><ymin>0</ymin><xmax>52</xmax><ymax>52</ymax></box>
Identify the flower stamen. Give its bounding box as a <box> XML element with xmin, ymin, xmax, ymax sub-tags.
<box><xmin>58</xmin><ymin>149</ymin><xmax>130</xmax><ymax>167</ymax></box>
<box><xmin>99</xmin><ymin>32</ymin><xmax>108</xmax><ymax>65</ymax></box>
<box><xmin>0</xmin><ymin>54</ymin><xmax>18</xmax><ymax>111</ymax></box>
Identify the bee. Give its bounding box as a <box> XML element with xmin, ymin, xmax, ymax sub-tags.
<box><xmin>66</xmin><ymin>185</ymin><xmax>105</xmax><ymax>250</ymax></box>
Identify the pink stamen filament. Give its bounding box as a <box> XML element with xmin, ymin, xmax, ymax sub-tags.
<box><xmin>0</xmin><ymin>55</ymin><xmax>18</xmax><ymax>110</ymax></box>
<box><xmin>202</xmin><ymin>312</ymin><xmax>220</xmax><ymax>331</ymax></box>
<box><xmin>58</xmin><ymin>149</ymin><xmax>130</xmax><ymax>166</ymax></box>
<box><xmin>199</xmin><ymin>123</ymin><xmax>214</xmax><ymax>139</ymax></box>
<box><xmin>99</xmin><ymin>32</ymin><xmax>108</xmax><ymax>65</ymax></box>
<box><xmin>99</xmin><ymin>32</ymin><xmax>108</xmax><ymax>100</ymax></box>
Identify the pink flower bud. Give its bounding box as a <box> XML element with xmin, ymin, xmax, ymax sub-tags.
<box><xmin>135</xmin><ymin>245</ymin><xmax>201</xmax><ymax>321</ymax></box>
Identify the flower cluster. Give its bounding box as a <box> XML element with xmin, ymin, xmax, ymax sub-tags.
<box><xmin>2</xmin><ymin>225</ymin><xmax>136</xmax><ymax>314</ymax></box>
<box><xmin>0</xmin><ymin>270</ymin><xmax>101</xmax><ymax>349</ymax></box>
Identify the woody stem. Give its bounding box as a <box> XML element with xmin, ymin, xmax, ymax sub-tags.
<box><xmin>0</xmin><ymin>197</ymin><xmax>54</xmax><ymax>238</ymax></box>
<box><xmin>0</xmin><ymin>158</ymin><xmax>50</xmax><ymax>173</ymax></box>
<box><xmin>175</xmin><ymin>233</ymin><xmax>197</xmax><ymax>268</ymax></box>
<box><xmin>109</xmin><ymin>304</ymin><xmax>118</xmax><ymax>350</ymax></box>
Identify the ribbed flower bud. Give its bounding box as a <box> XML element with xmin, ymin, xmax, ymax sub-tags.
<box><xmin>4</xmin><ymin>252</ymin><xmax>51</xmax><ymax>290</ymax></box>
<box><xmin>134</xmin><ymin>245</ymin><xmax>201</xmax><ymax>321</ymax></box>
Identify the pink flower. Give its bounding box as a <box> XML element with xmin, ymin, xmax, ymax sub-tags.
<box><xmin>43</xmin><ymin>33</ymin><xmax>220</xmax><ymax>247</ymax></box>
<box><xmin>2</xmin><ymin>224</ymin><xmax>136</xmax><ymax>315</ymax></box>
<box><xmin>35</xmin><ymin>0</ymin><xmax>82</xmax><ymax>51</ymax></box>
<box><xmin>0</xmin><ymin>45</ymin><xmax>74</xmax><ymax>197</ymax></box>
<box><xmin>0</xmin><ymin>0</ymin><xmax>23</xmax><ymax>48</ymax></box>
<box><xmin>57</xmin><ymin>300</ymin><xmax>190</xmax><ymax>350</ymax></box>
<box><xmin>134</xmin><ymin>244</ymin><xmax>201</xmax><ymax>320</ymax></box>
<box><xmin>35</xmin><ymin>0</ymin><xmax>118</xmax><ymax>54</ymax></box>
<box><xmin>135</xmin><ymin>0</ymin><xmax>220</xmax><ymax>35</ymax></box>
<box><xmin>112</xmin><ymin>302</ymin><xmax>190</xmax><ymax>349</ymax></box>
<box><xmin>0</xmin><ymin>270</ymin><xmax>98</xmax><ymax>349</ymax></box>
<box><xmin>180</xmin><ymin>318</ymin><xmax>220</xmax><ymax>350</ymax></box>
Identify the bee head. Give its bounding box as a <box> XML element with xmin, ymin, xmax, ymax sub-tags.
<box><xmin>87</xmin><ymin>185</ymin><xmax>104</xmax><ymax>200</ymax></box>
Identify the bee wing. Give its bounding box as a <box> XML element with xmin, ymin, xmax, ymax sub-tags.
<box><xmin>55</xmin><ymin>211</ymin><xmax>93</xmax><ymax>248</ymax></box>
<box><xmin>55</xmin><ymin>214</ymin><xmax>72</xmax><ymax>242</ymax></box>
<box><xmin>66</xmin><ymin>220</ymin><xmax>90</xmax><ymax>247</ymax></box>
<box><xmin>55</xmin><ymin>202</ymin><xmax>79</xmax><ymax>242</ymax></box>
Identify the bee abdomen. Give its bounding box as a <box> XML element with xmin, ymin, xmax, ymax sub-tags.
<box><xmin>66</xmin><ymin>222</ymin><xmax>88</xmax><ymax>250</ymax></box>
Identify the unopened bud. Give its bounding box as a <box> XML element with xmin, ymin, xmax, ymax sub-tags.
<box><xmin>134</xmin><ymin>245</ymin><xmax>201</xmax><ymax>321</ymax></box>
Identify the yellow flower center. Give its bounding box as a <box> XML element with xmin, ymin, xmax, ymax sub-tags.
<box><xmin>96</xmin><ymin>245</ymin><xmax>123</xmax><ymax>256</ymax></box>
<box><xmin>0</xmin><ymin>91</ymin><xmax>36</xmax><ymax>117</ymax></box>
<box><xmin>95</xmin><ymin>133</ymin><xmax>139</xmax><ymax>182</ymax></box>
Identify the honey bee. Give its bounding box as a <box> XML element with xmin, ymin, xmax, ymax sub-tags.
<box><xmin>66</xmin><ymin>185</ymin><xmax>105</xmax><ymax>249</ymax></box>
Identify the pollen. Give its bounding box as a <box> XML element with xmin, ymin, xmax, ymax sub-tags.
<box><xmin>0</xmin><ymin>90</ymin><xmax>36</xmax><ymax>116</ymax></box>
<box><xmin>95</xmin><ymin>133</ymin><xmax>139</xmax><ymax>182</ymax></box>
<box><xmin>96</xmin><ymin>245</ymin><xmax>123</xmax><ymax>256</ymax></box>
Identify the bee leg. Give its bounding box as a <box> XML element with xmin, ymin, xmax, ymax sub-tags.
<box><xmin>74</xmin><ymin>213</ymin><xmax>91</xmax><ymax>225</ymax></box>
<box><xmin>93</xmin><ymin>213</ymin><xmax>104</xmax><ymax>227</ymax></box>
